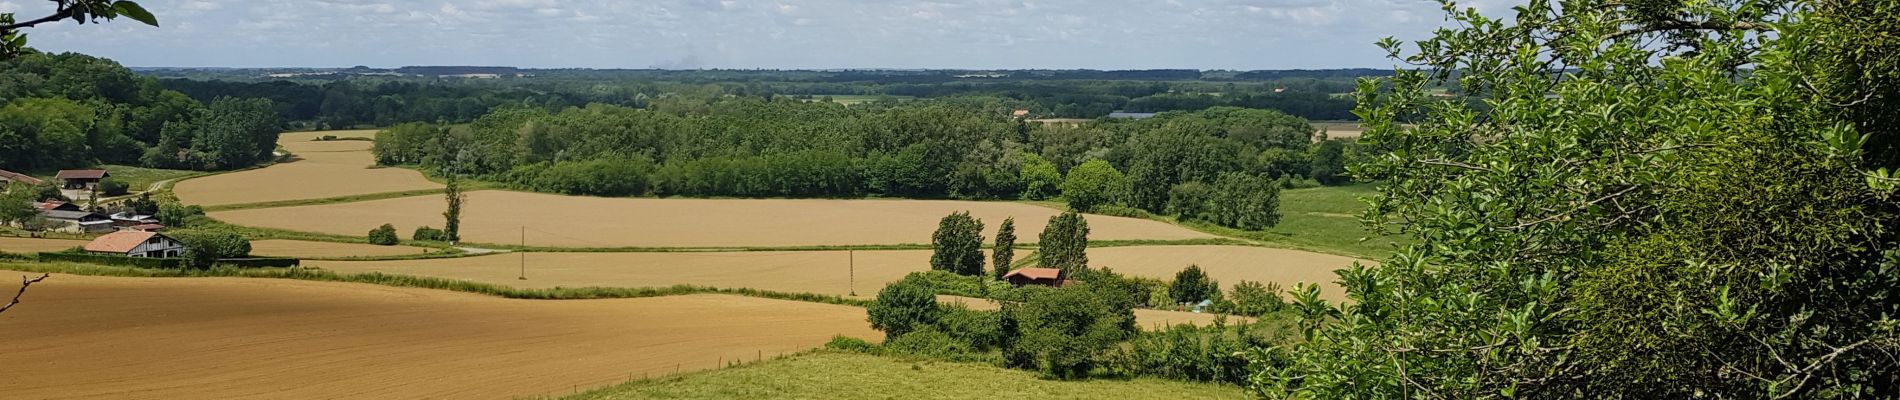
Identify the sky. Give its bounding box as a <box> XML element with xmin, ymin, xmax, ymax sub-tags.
<box><xmin>0</xmin><ymin>0</ymin><xmax>1511</xmax><ymax>69</ymax></box>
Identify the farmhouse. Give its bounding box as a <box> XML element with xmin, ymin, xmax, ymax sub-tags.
<box><xmin>41</xmin><ymin>209</ymin><xmax>115</xmax><ymax>233</ymax></box>
<box><xmin>56</xmin><ymin>169</ymin><xmax>109</xmax><ymax>190</ymax></box>
<box><xmin>1002</xmin><ymin>268</ymin><xmax>1065</xmax><ymax>287</ymax></box>
<box><xmin>0</xmin><ymin>168</ymin><xmax>42</xmax><ymax>188</ymax></box>
<box><xmin>34</xmin><ymin>201</ymin><xmax>81</xmax><ymax>212</ymax></box>
<box><xmin>84</xmin><ymin>231</ymin><xmax>185</xmax><ymax>258</ymax></box>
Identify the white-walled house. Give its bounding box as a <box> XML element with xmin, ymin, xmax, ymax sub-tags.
<box><xmin>84</xmin><ymin>231</ymin><xmax>186</xmax><ymax>258</ymax></box>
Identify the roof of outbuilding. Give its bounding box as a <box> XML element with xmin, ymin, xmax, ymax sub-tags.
<box><xmin>41</xmin><ymin>210</ymin><xmax>103</xmax><ymax>220</ymax></box>
<box><xmin>85</xmin><ymin>231</ymin><xmax>163</xmax><ymax>253</ymax></box>
<box><xmin>0</xmin><ymin>169</ymin><xmax>43</xmax><ymax>185</ymax></box>
<box><xmin>1003</xmin><ymin>267</ymin><xmax>1063</xmax><ymax>280</ymax></box>
<box><xmin>55</xmin><ymin>169</ymin><xmax>108</xmax><ymax>180</ymax></box>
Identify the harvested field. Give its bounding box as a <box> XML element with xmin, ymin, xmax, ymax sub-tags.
<box><xmin>0</xmin><ymin>237</ymin><xmax>88</xmax><ymax>253</ymax></box>
<box><xmin>173</xmin><ymin>130</ymin><xmax>441</xmax><ymax>206</ymax></box>
<box><xmin>247</xmin><ymin>239</ymin><xmax>434</xmax><ymax>258</ymax></box>
<box><xmin>214</xmin><ymin>190</ymin><xmax>1214</xmax><ymax>248</ymax></box>
<box><xmin>1089</xmin><ymin>245</ymin><xmax>1369</xmax><ymax>301</ymax></box>
<box><xmin>307</xmin><ymin>249</ymin><xmax>1026</xmax><ymax>297</ymax></box>
<box><xmin>0</xmin><ymin>272</ymin><xmax>878</xmax><ymax>400</ymax></box>
<box><xmin>938</xmin><ymin>295</ymin><xmax>1244</xmax><ymax>328</ymax></box>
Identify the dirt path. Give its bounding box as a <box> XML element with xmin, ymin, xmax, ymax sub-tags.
<box><xmin>0</xmin><ymin>272</ymin><xmax>878</xmax><ymax>399</ymax></box>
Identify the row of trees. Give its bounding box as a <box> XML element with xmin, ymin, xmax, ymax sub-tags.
<box><xmin>931</xmin><ymin>211</ymin><xmax>1091</xmax><ymax>278</ymax></box>
<box><xmin>0</xmin><ymin>52</ymin><xmax>282</xmax><ymax>171</ymax></box>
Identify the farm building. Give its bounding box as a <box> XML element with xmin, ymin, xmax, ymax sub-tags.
<box><xmin>34</xmin><ymin>201</ymin><xmax>81</xmax><ymax>212</ymax></box>
<box><xmin>1002</xmin><ymin>268</ymin><xmax>1065</xmax><ymax>287</ymax></box>
<box><xmin>55</xmin><ymin>169</ymin><xmax>109</xmax><ymax>190</ymax></box>
<box><xmin>0</xmin><ymin>168</ymin><xmax>42</xmax><ymax>188</ymax></box>
<box><xmin>40</xmin><ymin>209</ymin><xmax>115</xmax><ymax>233</ymax></box>
<box><xmin>84</xmin><ymin>231</ymin><xmax>186</xmax><ymax>258</ymax></box>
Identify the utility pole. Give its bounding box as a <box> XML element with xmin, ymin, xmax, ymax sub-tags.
<box><xmin>848</xmin><ymin>250</ymin><xmax>856</xmax><ymax>297</ymax></box>
<box><xmin>518</xmin><ymin>226</ymin><xmax>526</xmax><ymax>280</ymax></box>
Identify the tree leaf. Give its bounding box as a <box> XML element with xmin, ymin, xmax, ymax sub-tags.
<box><xmin>112</xmin><ymin>1</ymin><xmax>159</xmax><ymax>27</ymax></box>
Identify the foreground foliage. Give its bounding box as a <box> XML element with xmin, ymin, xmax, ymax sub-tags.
<box><xmin>1255</xmin><ymin>0</ymin><xmax>1900</xmax><ymax>398</ymax></box>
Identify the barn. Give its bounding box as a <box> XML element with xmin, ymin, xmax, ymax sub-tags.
<box><xmin>84</xmin><ymin>231</ymin><xmax>186</xmax><ymax>258</ymax></box>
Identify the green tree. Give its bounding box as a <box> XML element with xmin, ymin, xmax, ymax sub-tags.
<box><xmin>930</xmin><ymin>211</ymin><xmax>986</xmax><ymax>276</ymax></box>
<box><xmin>1019</xmin><ymin>152</ymin><xmax>1063</xmax><ymax>200</ymax></box>
<box><xmin>992</xmin><ymin>217</ymin><xmax>1017</xmax><ymax>280</ymax></box>
<box><xmin>1165</xmin><ymin>181</ymin><xmax>1214</xmax><ymax>221</ymax></box>
<box><xmin>1</xmin><ymin>0</ymin><xmax>158</xmax><ymax>60</ymax></box>
<box><xmin>366</xmin><ymin>223</ymin><xmax>398</xmax><ymax>246</ymax></box>
<box><xmin>1060</xmin><ymin>159</ymin><xmax>1127</xmax><ymax>212</ymax></box>
<box><xmin>1307</xmin><ymin>139</ymin><xmax>1349</xmax><ymax>185</ymax></box>
<box><xmin>867</xmin><ymin>276</ymin><xmax>941</xmax><ymax>341</ymax></box>
<box><xmin>443</xmin><ymin>176</ymin><xmax>463</xmax><ymax>244</ymax></box>
<box><xmin>1169</xmin><ymin>265</ymin><xmax>1213</xmax><ymax>304</ymax></box>
<box><xmin>1002</xmin><ymin>283</ymin><xmax>1134</xmax><ymax>379</ymax></box>
<box><xmin>412</xmin><ymin>226</ymin><xmax>447</xmax><ymax>241</ymax></box>
<box><xmin>1207</xmin><ymin>172</ymin><xmax>1281</xmax><ymax>230</ymax></box>
<box><xmin>154</xmin><ymin>202</ymin><xmax>203</xmax><ymax>227</ymax></box>
<box><xmin>1256</xmin><ymin>0</ymin><xmax>1900</xmax><ymax>398</ymax></box>
<box><xmin>1038</xmin><ymin>211</ymin><xmax>1090</xmax><ymax>276</ymax></box>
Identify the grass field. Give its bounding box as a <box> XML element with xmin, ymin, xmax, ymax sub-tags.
<box><xmin>213</xmin><ymin>190</ymin><xmax>1214</xmax><ymax>248</ymax></box>
<box><xmin>565</xmin><ymin>351</ymin><xmax>1243</xmax><ymax>400</ymax></box>
<box><xmin>100</xmin><ymin>164</ymin><xmax>203</xmax><ymax>192</ymax></box>
<box><xmin>307</xmin><ymin>249</ymin><xmax>1029</xmax><ymax>298</ymax></box>
<box><xmin>1090</xmin><ymin>245</ymin><xmax>1366</xmax><ymax>301</ymax></box>
<box><xmin>0</xmin><ymin>271</ymin><xmax>878</xmax><ymax>400</ymax></box>
<box><xmin>0</xmin><ymin>236</ymin><xmax>88</xmax><ymax>253</ymax></box>
<box><xmin>247</xmin><ymin>239</ymin><xmax>436</xmax><ymax>258</ymax></box>
<box><xmin>173</xmin><ymin>130</ymin><xmax>443</xmax><ymax>206</ymax></box>
<box><xmin>1201</xmin><ymin>184</ymin><xmax>1405</xmax><ymax>259</ymax></box>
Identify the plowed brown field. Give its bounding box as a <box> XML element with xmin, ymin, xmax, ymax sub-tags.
<box><xmin>173</xmin><ymin>130</ymin><xmax>441</xmax><ymax>206</ymax></box>
<box><xmin>0</xmin><ymin>272</ymin><xmax>877</xmax><ymax>400</ymax></box>
<box><xmin>212</xmin><ymin>190</ymin><xmax>1214</xmax><ymax>247</ymax></box>
<box><xmin>306</xmin><ymin>249</ymin><xmax>1027</xmax><ymax>297</ymax></box>
<box><xmin>1089</xmin><ymin>245</ymin><xmax>1368</xmax><ymax>301</ymax></box>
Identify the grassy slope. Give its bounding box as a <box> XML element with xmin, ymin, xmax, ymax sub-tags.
<box><xmin>1218</xmin><ymin>184</ymin><xmax>1407</xmax><ymax>259</ymax></box>
<box><xmin>564</xmin><ymin>351</ymin><xmax>1243</xmax><ymax>400</ymax></box>
<box><xmin>101</xmin><ymin>165</ymin><xmax>204</xmax><ymax>191</ymax></box>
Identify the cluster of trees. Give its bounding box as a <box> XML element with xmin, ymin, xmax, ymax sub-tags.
<box><xmin>932</xmin><ymin>211</ymin><xmax>1088</xmax><ymax>279</ymax></box>
<box><xmin>377</xmin><ymin>98</ymin><xmax>1350</xmax><ymax>231</ymax></box>
<box><xmin>1255</xmin><ymin>0</ymin><xmax>1900</xmax><ymax>398</ymax></box>
<box><xmin>0</xmin><ymin>52</ymin><xmax>282</xmax><ymax>171</ymax></box>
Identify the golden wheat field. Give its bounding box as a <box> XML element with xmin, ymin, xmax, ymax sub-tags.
<box><xmin>0</xmin><ymin>237</ymin><xmax>89</xmax><ymax>253</ymax></box>
<box><xmin>306</xmin><ymin>249</ymin><xmax>1028</xmax><ymax>297</ymax></box>
<box><xmin>172</xmin><ymin>130</ymin><xmax>442</xmax><ymax>206</ymax></box>
<box><xmin>1088</xmin><ymin>245</ymin><xmax>1367</xmax><ymax>301</ymax></box>
<box><xmin>246</xmin><ymin>239</ymin><xmax>435</xmax><ymax>258</ymax></box>
<box><xmin>212</xmin><ymin>190</ymin><xmax>1215</xmax><ymax>248</ymax></box>
<box><xmin>0</xmin><ymin>272</ymin><xmax>878</xmax><ymax>400</ymax></box>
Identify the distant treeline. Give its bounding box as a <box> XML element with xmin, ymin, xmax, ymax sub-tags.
<box><xmin>0</xmin><ymin>52</ymin><xmax>281</xmax><ymax>171</ymax></box>
<box><xmin>375</xmin><ymin>97</ymin><xmax>1363</xmax><ymax>223</ymax></box>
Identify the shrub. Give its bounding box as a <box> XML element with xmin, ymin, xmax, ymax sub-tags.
<box><xmin>98</xmin><ymin>179</ymin><xmax>130</xmax><ymax>196</ymax></box>
<box><xmin>867</xmin><ymin>276</ymin><xmax>940</xmax><ymax>340</ymax></box>
<box><xmin>412</xmin><ymin>226</ymin><xmax>448</xmax><ymax>241</ymax></box>
<box><xmin>884</xmin><ymin>328</ymin><xmax>975</xmax><ymax>360</ymax></box>
<box><xmin>168</xmin><ymin>229</ymin><xmax>252</xmax><ymax>259</ymax></box>
<box><xmin>929</xmin><ymin>211</ymin><xmax>985</xmax><ymax>276</ymax></box>
<box><xmin>155</xmin><ymin>203</ymin><xmax>206</xmax><ymax>228</ymax></box>
<box><xmin>1228</xmin><ymin>281</ymin><xmax>1286</xmax><ymax>317</ymax></box>
<box><xmin>1105</xmin><ymin>320</ymin><xmax>1273</xmax><ymax>386</ymax></box>
<box><xmin>824</xmin><ymin>335</ymin><xmax>880</xmax><ymax>354</ymax></box>
<box><xmin>1002</xmin><ymin>283</ymin><xmax>1134</xmax><ymax>379</ymax></box>
<box><xmin>367</xmin><ymin>223</ymin><xmax>399</xmax><ymax>245</ymax></box>
<box><xmin>123</xmin><ymin>193</ymin><xmax>159</xmax><ymax>215</ymax></box>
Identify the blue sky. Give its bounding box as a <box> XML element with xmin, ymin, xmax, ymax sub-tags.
<box><xmin>2</xmin><ymin>0</ymin><xmax>1507</xmax><ymax>69</ymax></box>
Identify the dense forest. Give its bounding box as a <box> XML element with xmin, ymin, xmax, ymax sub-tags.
<box><xmin>374</xmin><ymin>98</ymin><xmax>1358</xmax><ymax>228</ymax></box>
<box><xmin>0</xmin><ymin>52</ymin><xmax>281</xmax><ymax>171</ymax></box>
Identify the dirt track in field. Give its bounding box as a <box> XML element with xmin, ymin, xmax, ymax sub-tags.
<box><xmin>246</xmin><ymin>239</ymin><xmax>435</xmax><ymax>258</ymax></box>
<box><xmin>0</xmin><ymin>237</ymin><xmax>88</xmax><ymax>253</ymax></box>
<box><xmin>0</xmin><ymin>272</ymin><xmax>878</xmax><ymax>400</ymax></box>
<box><xmin>212</xmin><ymin>190</ymin><xmax>1215</xmax><ymax>248</ymax></box>
<box><xmin>1089</xmin><ymin>245</ymin><xmax>1368</xmax><ymax>301</ymax></box>
<box><xmin>172</xmin><ymin>130</ymin><xmax>441</xmax><ymax>206</ymax></box>
<box><xmin>306</xmin><ymin>249</ymin><xmax>1028</xmax><ymax>297</ymax></box>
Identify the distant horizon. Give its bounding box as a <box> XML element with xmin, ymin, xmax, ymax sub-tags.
<box><xmin>123</xmin><ymin>65</ymin><xmax>1400</xmax><ymax>72</ymax></box>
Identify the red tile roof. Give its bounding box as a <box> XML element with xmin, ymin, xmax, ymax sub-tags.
<box><xmin>85</xmin><ymin>231</ymin><xmax>160</xmax><ymax>253</ymax></box>
<box><xmin>0</xmin><ymin>169</ymin><xmax>42</xmax><ymax>185</ymax></box>
<box><xmin>56</xmin><ymin>169</ymin><xmax>108</xmax><ymax>180</ymax></box>
<box><xmin>1004</xmin><ymin>268</ymin><xmax>1063</xmax><ymax>280</ymax></box>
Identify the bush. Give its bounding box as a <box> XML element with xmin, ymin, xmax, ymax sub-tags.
<box><xmin>1002</xmin><ymin>284</ymin><xmax>1134</xmax><ymax>379</ymax></box>
<box><xmin>367</xmin><ymin>223</ymin><xmax>399</xmax><ymax>245</ymax></box>
<box><xmin>123</xmin><ymin>193</ymin><xmax>159</xmax><ymax>215</ymax></box>
<box><xmin>168</xmin><ymin>230</ymin><xmax>252</xmax><ymax>258</ymax></box>
<box><xmin>824</xmin><ymin>335</ymin><xmax>880</xmax><ymax>353</ymax></box>
<box><xmin>98</xmin><ymin>179</ymin><xmax>130</xmax><ymax>196</ymax></box>
<box><xmin>1165</xmin><ymin>181</ymin><xmax>1214</xmax><ymax>221</ymax></box>
<box><xmin>884</xmin><ymin>328</ymin><xmax>976</xmax><ymax>360</ymax></box>
<box><xmin>930</xmin><ymin>211</ymin><xmax>985</xmax><ymax>276</ymax></box>
<box><xmin>156</xmin><ymin>203</ymin><xmax>207</xmax><ymax>227</ymax></box>
<box><xmin>412</xmin><ymin>226</ymin><xmax>448</xmax><ymax>241</ymax></box>
<box><xmin>867</xmin><ymin>276</ymin><xmax>940</xmax><ymax>340</ymax></box>
<box><xmin>1104</xmin><ymin>320</ymin><xmax>1274</xmax><ymax>386</ymax></box>
<box><xmin>1228</xmin><ymin>281</ymin><xmax>1286</xmax><ymax>317</ymax></box>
